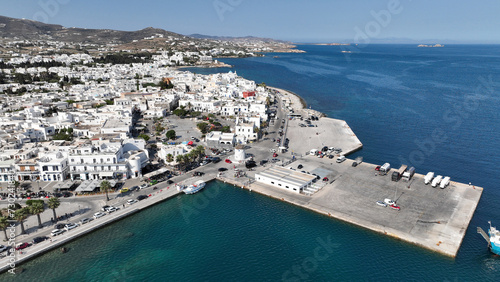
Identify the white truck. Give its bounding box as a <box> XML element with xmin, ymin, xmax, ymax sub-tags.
<box><xmin>440</xmin><ymin>176</ymin><xmax>451</xmax><ymax>189</ymax></box>
<box><xmin>424</xmin><ymin>172</ymin><xmax>434</xmax><ymax>185</ymax></box>
<box><xmin>431</xmin><ymin>175</ymin><xmax>443</xmax><ymax>188</ymax></box>
<box><xmin>380</xmin><ymin>163</ymin><xmax>391</xmax><ymax>173</ymax></box>
<box><xmin>336</xmin><ymin>156</ymin><xmax>346</xmax><ymax>163</ymax></box>
<box><xmin>402</xmin><ymin>167</ymin><xmax>416</xmax><ymax>182</ymax></box>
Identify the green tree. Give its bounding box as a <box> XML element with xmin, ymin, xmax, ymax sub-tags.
<box><xmin>29</xmin><ymin>201</ymin><xmax>45</xmax><ymax>228</ymax></box>
<box><xmin>138</xmin><ymin>134</ymin><xmax>150</xmax><ymax>142</ymax></box>
<box><xmin>0</xmin><ymin>216</ymin><xmax>9</xmax><ymax>241</ymax></box>
<box><xmin>48</xmin><ymin>197</ymin><xmax>60</xmax><ymax>221</ymax></box>
<box><xmin>166</xmin><ymin>130</ymin><xmax>176</xmax><ymax>140</ymax></box>
<box><xmin>197</xmin><ymin>122</ymin><xmax>209</xmax><ymax>134</ymax></box>
<box><xmin>166</xmin><ymin>153</ymin><xmax>174</xmax><ymax>163</ymax></box>
<box><xmin>14</xmin><ymin>208</ymin><xmax>29</xmax><ymax>235</ymax></box>
<box><xmin>13</xmin><ymin>181</ymin><xmax>20</xmax><ymax>193</ymax></box>
<box><xmin>100</xmin><ymin>180</ymin><xmax>111</xmax><ymax>201</ymax></box>
<box><xmin>173</xmin><ymin>108</ymin><xmax>188</xmax><ymax>117</ymax></box>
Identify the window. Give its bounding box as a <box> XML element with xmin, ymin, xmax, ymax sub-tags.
<box><xmin>80</xmin><ymin>159</ymin><xmax>84</xmax><ymax>164</ymax></box>
<box><xmin>71</xmin><ymin>159</ymin><xmax>74</xmax><ymax>163</ymax></box>
<box><xmin>42</xmin><ymin>166</ymin><xmax>48</xmax><ymax>171</ymax></box>
<box><xmin>93</xmin><ymin>159</ymin><xmax>96</xmax><ymax>163</ymax></box>
<box><xmin>52</xmin><ymin>166</ymin><xmax>58</xmax><ymax>171</ymax></box>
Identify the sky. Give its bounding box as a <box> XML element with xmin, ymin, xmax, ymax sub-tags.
<box><xmin>1</xmin><ymin>0</ymin><xmax>500</xmax><ymax>43</ymax></box>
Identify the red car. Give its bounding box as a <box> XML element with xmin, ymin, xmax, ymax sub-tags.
<box><xmin>15</xmin><ymin>242</ymin><xmax>30</xmax><ymax>250</ymax></box>
<box><xmin>225</xmin><ymin>159</ymin><xmax>232</xmax><ymax>164</ymax></box>
<box><xmin>390</xmin><ymin>204</ymin><xmax>401</xmax><ymax>211</ymax></box>
<box><xmin>375</xmin><ymin>165</ymin><xmax>381</xmax><ymax>171</ymax></box>
<box><xmin>273</xmin><ymin>153</ymin><xmax>278</xmax><ymax>157</ymax></box>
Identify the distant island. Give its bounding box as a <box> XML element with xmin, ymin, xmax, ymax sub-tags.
<box><xmin>418</xmin><ymin>44</ymin><xmax>444</xmax><ymax>47</ymax></box>
<box><xmin>314</xmin><ymin>43</ymin><xmax>353</xmax><ymax>46</ymax></box>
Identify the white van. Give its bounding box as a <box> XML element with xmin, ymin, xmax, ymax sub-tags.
<box><xmin>336</xmin><ymin>156</ymin><xmax>346</xmax><ymax>163</ymax></box>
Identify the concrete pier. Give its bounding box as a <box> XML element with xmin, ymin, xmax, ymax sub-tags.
<box><xmin>221</xmin><ymin>158</ymin><xmax>482</xmax><ymax>257</ymax></box>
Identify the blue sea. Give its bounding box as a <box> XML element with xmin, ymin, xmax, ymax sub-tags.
<box><xmin>5</xmin><ymin>45</ymin><xmax>500</xmax><ymax>281</ymax></box>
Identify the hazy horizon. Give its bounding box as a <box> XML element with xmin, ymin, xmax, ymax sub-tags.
<box><xmin>1</xmin><ymin>0</ymin><xmax>499</xmax><ymax>44</ymax></box>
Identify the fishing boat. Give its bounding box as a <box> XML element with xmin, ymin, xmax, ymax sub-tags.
<box><xmin>183</xmin><ymin>180</ymin><xmax>206</xmax><ymax>194</ymax></box>
<box><xmin>477</xmin><ymin>221</ymin><xmax>500</xmax><ymax>255</ymax></box>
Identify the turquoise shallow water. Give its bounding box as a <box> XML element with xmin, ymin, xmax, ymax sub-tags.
<box><xmin>3</xmin><ymin>45</ymin><xmax>500</xmax><ymax>281</ymax></box>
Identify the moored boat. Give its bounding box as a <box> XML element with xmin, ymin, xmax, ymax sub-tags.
<box><xmin>477</xmin><ymin>221</ymin><xmax>500</xmax><ymax>255</ymax></box>
<box><xmin>183</xmin><ymin>180</ymin><xmax>206</xmax><ymax>194</ymax></box>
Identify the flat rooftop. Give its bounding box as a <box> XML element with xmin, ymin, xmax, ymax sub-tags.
<box><xmin>256</xmin><ymin>165</ymin><xmax>316</xmax><ymax>187</ymax></box>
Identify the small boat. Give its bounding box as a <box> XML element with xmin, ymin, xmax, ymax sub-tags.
<box><xmin>478</xmin><ymin>221</ymin><xmax>500</xmax><ymax>255</ymax></box>
<box><xmin>183</xmin><ymin>180</ymin><xmax>206</xmax><ymax>194</ymax></box>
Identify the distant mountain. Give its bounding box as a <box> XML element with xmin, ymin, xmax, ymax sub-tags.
<box><xmin>189</xmin><ymin>33</ymin><xmax>288</xmax><ymax>43</ymax></box>
<box><xmin>0</xmin><ymin>15</ymin><xmax>185</xmax><ymax>44</ymax></box>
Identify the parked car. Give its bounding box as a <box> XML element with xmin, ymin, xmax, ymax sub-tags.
<box><xmin>130</xmin><ymin>186</ymin><xmax>140</xmax><ymax>191</ymax></box>
<box><xmin>167</xmin><ymin>180</ymin><xmax>174</xmax><ymax>184</ymax></box>
<box><xmin>32</xmin><ymin>236</ymin><xmax>49</xmax><ymax>244</ymax></box>
<box><xmin>297</xmin><ymin>164</ymin><xmax>303</xmax><ymax>169</ymax></box>
<box><xmin>0</xmin><ymin>245</ymin><xmax>8</xmax><ymax>252</ymax></box>
<box><xmin>51</xmin><ymin>229</ymin><xmax>66</xmax><ymax>236</ymax></box>
<box><xmin>127</xmin><ymin>199</ymin><xmax>139</xmax><ymax>205</ymax></box>
<box><xmin>93</xmin><ymin>212</ymin><xmax>106</xmax><ymax>219</ymax></box>
<box><xmin>15</xmin><ymin>242</ymin><xmax>30</xmax><ymax>250</ymax></box>
<box><xmin>376</xmin><ymin>201</ymin><xmax>387</xmax><ymax>207</ymax></box>
<box><xmin>137</xmin><ymin>195</ymin><xmax>148</xmax><ymax>201</ymax></box>
<box><xmin>106</xmin><ymin>206</ymin><xmax>117</xmax><ymax>213</ymax></box>
<box><xmin>273</xmin><ymin>153</ymin><xmax>278</xmax><ymax>157</ymax></box>
<box><xmin>65</xmin><ymin>223</ymin><xmax>79</xmax><ymax>231</ymax></box>
<box><xmin>375</xmin><ymin>165</ymin><xmax>381</xmax><ymax>171</ymax></box>
<box><xmin>384</xmin><ymin>199</ymin><xmax>395</xmax><ymax>206</ymax></box>
<box><xmin>139</xmin><ymin>183</ymin><xmax>148</xmax><ymax>189</ymax></box>
<box><xmin>225</xmin><ymin>159</ymin><xmax>232</xmax><ymax>164</ymax></box>
<box><xmin>80</xmin><ymin>218</ymin><xmax>94</xmax><ymax>225</ymax></box>
<box><xmin>218</xmin><ymin>167</ymin><xmax>227</xmax><ymax>172</ymax></box>
<box><xmin>101</xmin><ymin>205</ymin><xmax>110</xmax><ymax>212</ymax></box>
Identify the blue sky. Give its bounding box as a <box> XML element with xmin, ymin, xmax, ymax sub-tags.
<box><xmin>2</xmin><ymin>0</ymin><xmax>499</xmax><ymax>43</ymax></box>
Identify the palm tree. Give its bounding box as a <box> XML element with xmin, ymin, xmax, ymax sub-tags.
<box><xmin>48</xmin><ymin>197</ymin><xmax>61</xmax><ymax>222</ymax></box>
<box><xmin>0</xmin><ymin>216</ymin><xmax>9</xmax><ymax>241</ymax></box>
<box><xmin>175</xmin><ymin>155</ymin><xmax>185</xmax><ymax>171</ymax></box>
<box><xmin>14</xmin><ymin>208</ymin><xmax>29</xmax><ymax>235</ymax></box>
<box><xmin>29</xmin><ymin>201</ymin><xmax>45</xmax><ymax>228</ymax></box>
<box><xmin>166</xmin><ymin>153</ymin><xmax>174</xmax><ymax>164</ymax></box>
<box><xmin>100</xmin><ymin>180</ymin><xmax>111</xmax><ymax>201</ymax></box>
